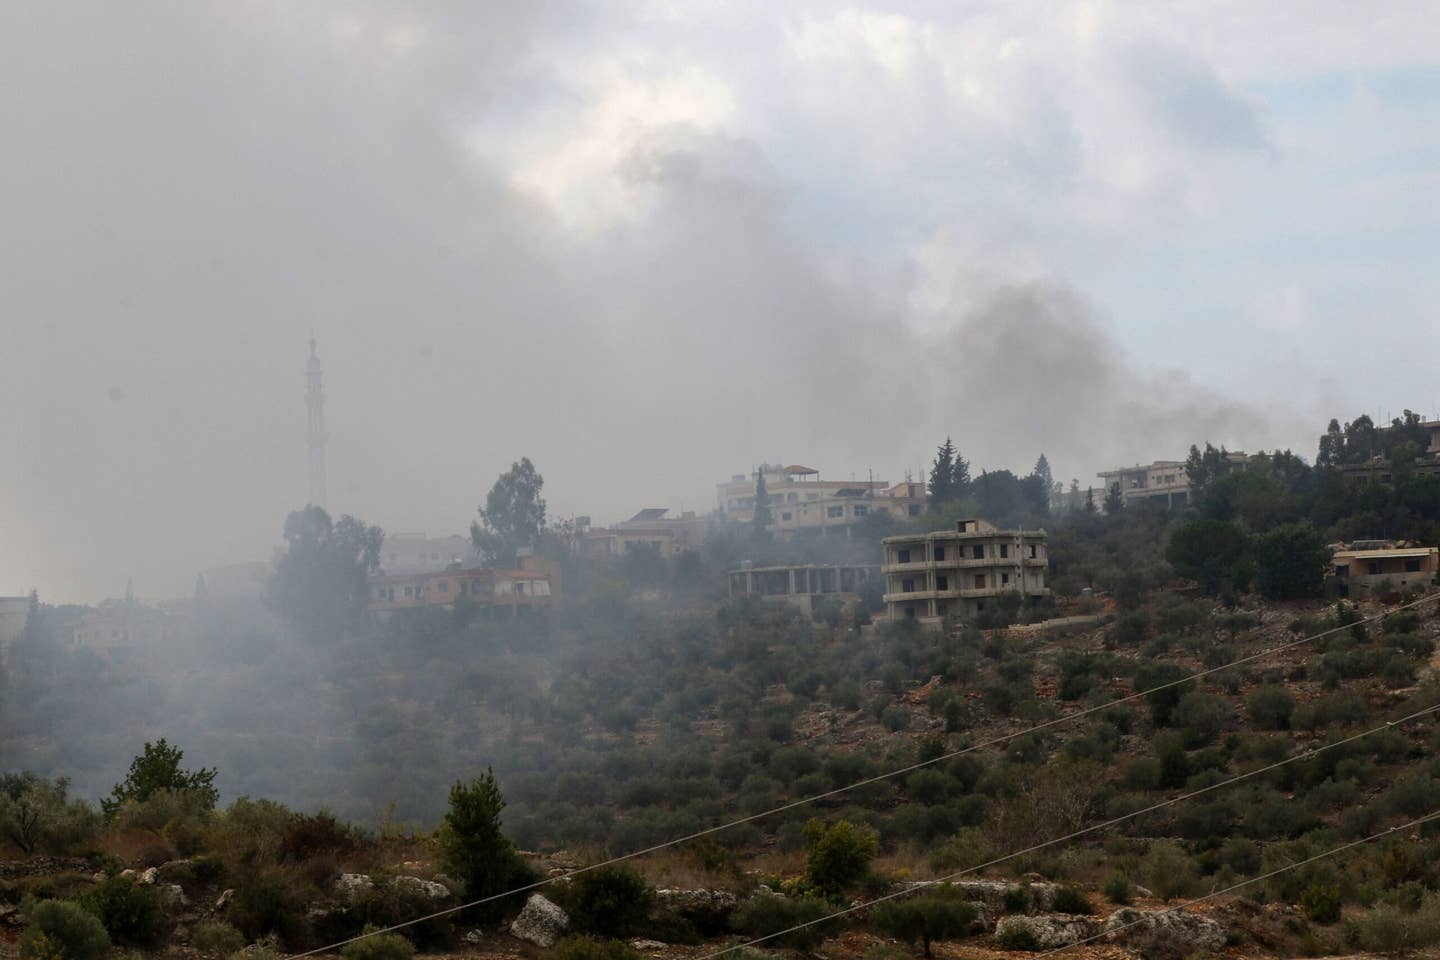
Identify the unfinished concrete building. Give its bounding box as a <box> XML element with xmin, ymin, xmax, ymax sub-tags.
<box><xmin>882</xmin><ymin>519</ymin><xmax>1049</xmax><ymax>625</ymax></box>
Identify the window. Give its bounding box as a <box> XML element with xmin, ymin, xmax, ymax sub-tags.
<box><xmin>974</xmin><ymin>574</ymin><xmax>986</xmax><ymax>588</ymax></box>
<box><xmin>1405</xmin><ymin>558</ymin><xmax>1422</xmax><ymax>573</ymax></box>
<box><xmin>1000</xmin><ymin>544</ymin><xmax>1009</xmax><ymax>558</ymax></box>
<box><xmin>853</xmin><ymin>504</ymin><xmax>868</xmax><ymax>517</ymax></box>
<box><xmin>1001</xmin><ymin>573</ymin><xmax>1010</xmax><ymax>585</ymax></box>
<box><xmin>904</xmin><ymin>606</ymin><xmax>916</xmax><ymax>618</ymax></box>
<box><xmin>898</xmin><ymin>548</ymin><xmax>911</xmax><ymax>564</ymax></box>
<box><xmin>936</xmin><ymin>575</ymin><xmax>948</xmax><ymax>591</ymax></box>
<box><xmin>1335</xmin><ymin>565</ymin><xmax>1348</xmax><ymax>578</ymax></box>
<box><xmin>908</xmin><ymin>504</ymin><xmax>922</xmax><ymax>516</ymax></box>
<box><xmin>781</xmin><ymin>511</ymin><xmax>793</xmax><ymax>521</ymax></box>
<box><xmin>902</xmin><ymin>578</ymin><xmax>915</xmax><ymax>592</ymax></box>
<box><xmin>403</xmin><ymin>586</ymin><xmax>413</xmax><ymax>597</ymax></box>
<box><xmin>972</xmin><ymin>545</ymin><xmax>985</xmax><ymax>559</ymax></box>
<box><xmin>1368</xmin><ymin>561</ymin><xmax>1381</xmax><ymax>575</ymax></box>
<box><xmin>438</xmin><ymin>581</ymin><xmax>449</xmax><ymax>593</ymax></box>
<box><xmin>827</xmin><ymin>506</ymin><xmax>844</xmax><ymax>518</ymax></box>
<box><xmin>1029</xmin><ymin>544</ymin><xmax>1038</xmax><ymax>558</ymax></box>
<box><xmin>787</xmin><ymin>493</ymin><xmax>799</xmax><ymax>503</ymax></box>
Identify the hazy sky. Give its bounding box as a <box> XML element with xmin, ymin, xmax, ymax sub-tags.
<box><xmin>3</xmin><ymin>2</ymin><xmax>1438</xmax><ymax>602</ymax></box>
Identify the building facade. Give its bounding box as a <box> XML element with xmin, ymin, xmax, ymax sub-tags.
<box><xmin>369</xmin><ymin>550</ymin><xmax>556</xmax><ymax>616</ymax></box>
<box><xmin>717</xmin><ymin>465</ymin><xmax>924</xmax><ymax>536</ymax></box>
<box><xmin>727</xmin><ymin>563</ymin><xmax>878</xmax><ymax>614</ymax></box>
<box><xmin>882</xmin><ymin>519</ymin><xmax>1049</xmax><ymax>625</ymax></box>
<box><xmin>1330</xmin><ymin>540</ymin><xmax>1439</xmax><ymax>595</ymax></box>
<box><xmin>1097</xmin><ymin>453</ymin><xmax>1250</xmax><ymax>509</ymax></box>
<box><xmin>579</xmin><ymin>509</ymin><xmax>710</xmax><ymax>560</ymax></box>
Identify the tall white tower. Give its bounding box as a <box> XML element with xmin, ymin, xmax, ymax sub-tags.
<box><xmin>306</xmin><ymin>338</ymin><xmax>328</xmax><ymax>509</ymax></box>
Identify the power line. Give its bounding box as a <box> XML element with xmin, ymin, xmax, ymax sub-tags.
<box><xmin>283</xmin><ymin>591</ymin><xmax>1439</xmax><ymax>958</ymax></box>
<box><xmin>1031</xmin><ymin>809</ymin><xmax>1440</xmax><ymax>959</ymax></box>
<box><xmin>691</xmin><ymin>703</ymin><xmax>1440</xmax><ymax>960</ymax></box>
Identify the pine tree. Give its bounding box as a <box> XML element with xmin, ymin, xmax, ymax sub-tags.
<box><xmin>929</xmin><ymin>438</ymin><xmax>956</xmax><ymax>507</ymax></box>
<box><xmin>1104</xmin><ymin>482</ymin><xmax>1125</xmax><ymax>515</ymax></box>
<box><xmin>952</xmin><ymin>447</ymin><xmax>971</xmax><ymax>495</ymax></box>
<box><xmin>1085</xmin><ymin>486</ymin><xmax>1096</xmax><ymax>513</ymax></box>
<box><xmin>752</xmin><ymin>467</ymin><xmax>772</xmax><ymax>531</ymax></box>
<box><xmin>1032</xmin><ymin>453</ymin><xmax>1054</xmax><ymax>492</ymax></box>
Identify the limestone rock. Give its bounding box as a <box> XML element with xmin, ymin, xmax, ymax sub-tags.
<box><xmin>996</xmin><ymin>914</ymin><xmax>1100</xmax><ymax>949</ymax></box>
<box><xmin>654</xmin><ymin>888</ymin><xmax>739</xmax><ymax>929</ymax></box>
<box><xmin>335</xmin><ymin>874</ymin><xmax>375</xmax><ymax>899</ymax></box>
<box><xmin>214</xmin><ymin>889</ymin><xmax>236</xmax><ymax>912</ymax></box>
<box><xmin>395</xmin><ymin>876</ymin><xmax>450</xmax><ymax>900</ymax></box>
<box><xmin>897</xmin><ymin>879</ymin><xmax>1059</xmax><ymax>913</ymax></box>
<box><xmin>510</xmin><ymin>893</ymin><xmax>570</xmax><ymax>948</ymax></box>
<box><xmin>138</xmin><ymin>867</ymin><xmax>159</xmax><ymax>885</ymax></box>
<box><xmin>464</xmin><ymin>930</ymin><xmax>485</xmax><ymax>945</ymax></box>
<box><xmin>1103</xmin><ymin>908</ymin><xmax>1225</xmax><ymax>958</ymax></box>
<box><xmin>157</xmin><ymin>884</ymin><xmax>188</xmax><ymax>910</ymax></box>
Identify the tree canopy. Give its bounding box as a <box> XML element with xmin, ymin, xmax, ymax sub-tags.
<box><xmin>269</xmin><ymin>505</ymin><xmax>383</xmax><ymax>642</ymax></box>
<box><xmin>102</xmin><ymin>739</ymin><xmax>218</xmax><ymax>817</ymax></box>
<box><xmin>472</xmin><ymin>458</ymin><xmax>547</xmax><ymax>566</ymax></box>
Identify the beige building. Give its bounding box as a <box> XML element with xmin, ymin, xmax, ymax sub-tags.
<box><xmin>1097</xmin><ymin>453</ymin><xmax>1250</xmax><ymax>509</ymax></box>
<box><xmin>579</xmin><ymin>509</ymin><xmax>709</xmax><ymax>560</ymax></box>
<box><xmin>727</xmin><ymin>563</ymin><xmax>878</xmax><ymax>614</ymax></box>
<box><xmin>882</xmin><ymin>519</ymin><xmax>1049</xmax><ymax>625</ymax></box>
<box><xmin>717</xmin><ymin>465</ymin><xmax>924</xmax><ymax>536</ymax></box>
<box><xmin>1331</xmin><ymin>540</ymin><xmax>1439</xmax><ymax>595</ymax></box>
<box><xmin>71</xmin><ymin>600</ymin><xmax>179</xmax><ymax>653</ymax></box>
<box><xmin>370</xmin><ymin>550</ymin><xmax>556</xmax><ymax>616</ymax></box>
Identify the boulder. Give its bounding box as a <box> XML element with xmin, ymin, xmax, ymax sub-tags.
<box><xmin>335</xmin><ymin>874</ymin><xmax>375</xmax><ymax>899</ymax></box>
<box><xmin>395</xmin><ymin>876</ymin><xmax>450</xmax><ymax>900</ymax></box>
<box><xmin>214</xmin><ymin>889</ymin><xmax>236</xmax><ymax>912</ymax></box>
<box><xmin>629</xmin><ymin>940</ymin><xmax>667</xmax><ymax>952</ymax></box>
<box><xmin>996</xmin><ymin>914</ymin><xmax>1100</xmax><ymax>949</ymax></box>
<box><xmin>138</xmin><ymin>867</ymin><xmax>159</xmax><ymax>885</ymax></box>
<box><xmin>157</xmin><ymin>884</ymin><xmax>189</xmax><ymax>910</ymax></box>
<box><xmin>1103</xmin><ymin>908</ymin><xmax>1225</xmax><ymax>958</ymax></box>
<box><xmin>653</xmin><ymin>888</ymin><xmax>739</xmax><ymax>930</ymax></box>
<box><xmin>898</xmin><ymin>880</ymin><xmax>1060</xmax><ymax>913</ymax></box>
<box><xmin>510</xmin><ymin>893</ymin><xmax>570</xmax><ymax>948</ymax></box>
<box><xmin>464</xmin><ymin>930</ymin><xmax>485</xmax><ymax>945</ymax></box>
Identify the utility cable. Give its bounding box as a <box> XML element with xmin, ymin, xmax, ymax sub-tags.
<box><xmin>284</xmin><ymin>591</ymin><xmax>1439</xmax><ymax>958</ymax></box>
<box><xmin>690</xmin><ymin>704</ymin><xmax>1440</xmax><ymax>959</ymax></box>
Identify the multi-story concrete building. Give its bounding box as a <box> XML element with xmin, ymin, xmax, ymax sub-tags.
<box><xmin>369</xmin><ymin>550</ymin><xmax>556</xmax><ymax>616</ymax></box>
<box><xmin>727</xmin><ymin>563</ymin><xmax>879</xmax><ymax>615</ymax></box>
<box><xmin>717</xmin><ymin>465</ymin><xmax>924</xmax><ymax>536</ymax></box>
<box><xmin>578</xmin><ymin>509</ymin><xmax>710</xmax><ymax>560</ymax></box>
<box><xmin>1097</xmin><ymin>453</ymin><xmax>1250</xmax><ymax>509</ymax></box>
<box><xmin>380</xmin><ymin>533</ymin><xmax>477</xmax><ymax>573</ymax></box>
<box><xmin>1330</xmin><ymin>540</ymin><xmax>1438</xmax><ymax>595</ymax></box>
<box><xmin>882</xmin><ymin>519</ymin><xmax>1049</xmax><ymax>625</ymax></box>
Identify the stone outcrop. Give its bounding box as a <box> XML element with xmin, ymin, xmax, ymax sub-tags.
<box><xmin>896</xmin><ymin>879</ymin><xmax>1060</xmax><ymax>913</ymax></box>
<box><xmin>1103</xmin><ymin>908</ymin><xmax>1226</xmax><ymax>958</ymax></box>
<box><xmin>157</xmin><ymin>884</ymin><xmax>188</xmax><ymax>910</ymax></box>
<box><xmin>653</xmin><ymin>888</ymin><xmax>739</xmax><ymax>931</ymax></box>
<box><xmin>335</xmin><ymin>874</ymin><xmax>375</xmax><ymax>898</ymax></box>
<box><xmin>510</xmin><ymin>893</ymin><xmax>570</xmax><ymax>948</ymax></box>
<box><xmin>996</xmin><ymin>914</ymin><xmax>1100</xmax><ymax>949</ymax></box>
<box><xmin>394</xmin><ymin>876</ymin><xmax>450</xmax><ymax>900</ymax></box>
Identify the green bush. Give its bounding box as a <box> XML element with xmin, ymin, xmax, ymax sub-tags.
<box><xmin>803</xmin><ymin>819</ymin><xmax>878</xmax><ymax>894</ymax></box>
<box><xmin>191</xmin><ymin>921</ymin><xmax>246</xmax><ymax>958</ymax></box>
<box><xmin>1102</xmin><ymin>875</ymin><xmax>1132</xmax><ymax>905</ymax></box>
<box><xmin>0</xmin><ymin>775</ymin><xmax>102</xmax><ymax>856</ymax></box>
<box><xmin>544</xmin><ymin>936</ymin><xmax>642</xmax><ymax>960</ymax></box>
<box><xmin>872</xmin><ymin>895</ymin><xmax>977</xmax><ymax>957</ymax></box>
<box><xmin>340</xmin><ymin>927</ymin><xmax>415</xmax><ymax>960</ymax></box>
<box><xmin>20</xmin><ymin>899</ymin><xmax>110</xmax><ymax>960</ymax></box>
<box><xmin>1050</xmin><ymin>887</ymin><xmax>1093</xmax><ymax>915</ymax></box>
<box><xmin>1247</xmin><ymin>686</ymin><xmax>1295</xmax><ymax>730</ymax></box>
<box><xmin>229</xmin><ymin>870</ymin><xmax>308</xmax><ymax>943</ymax></box>
<box><xmin>995</xmin><ymin>922</ymin><xmax>1040</xmax><ymax>951</ymax></box>
<box><xmin>1140</xmin><ymin>842</ymin><xmax>1197</xmax><ymax>901</ymax></box>
<box><xmin>83</xmin><ymin>876</ymin><xmax>170</xmax><ymax>947</ymax></box>
<box><xmin>1356</xmin><ymin>895</ymin><xmax>1440</xmax><ymax>952</ymax></box>
<box><xmin>438</xmin><ymin>770</ymin><xmax>529</xmax><ymax>922</ymax></box>
<box><xmin>731</xmin><ymin>894</ymin><xmax>840</xmax><ymax>950</ymax></box>
<box><xmin>558</xmin><ymin>866</ymin><xmax>652</xmax><ymax>939</ymax></box>
<box><xmin>1301</xmin><ymin>885</ymin><xmax>1342</xmax><ymax>925</ymax></box>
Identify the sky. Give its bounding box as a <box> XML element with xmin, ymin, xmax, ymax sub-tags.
<box><xmin>2</xmin><ymin>1</ymin><xmax>1438</xmax><ymax>602</ymax></box>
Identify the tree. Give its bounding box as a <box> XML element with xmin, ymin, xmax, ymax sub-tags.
<box><xmin>873</xmin><ymin>895</ymin><xmax>978</xmax><ymax>957</ymax></box>
<box><xmin>751</xmin><ymin>467</ymin><xmax>772</xmax><ymax>533</ymax></box>
<box><xmin>1084</xmin><ymin>486</ymin><xmax>1096</xmax><ymax>513</ymax></box>
<box><xmin>929</xmin><ymin>438</ymin><xmax>957</xmax><ymax>507</ymax></box>
<box><xmin>1254</xmin><ymin>523</ymin><xmax>1330</xmax><ymax>600</ymax></box>
<box><xmin>1032</xmin><ymin>454</ymin><xmax>1054</xmax><ymax>496</ymax></box>
<box><xmin>1165</xmin><ymin>520</ymin><xmax>1250</xmax><ymax>594</ymax></box>
<box><xmin>269</xmin><ymin>506</ymin><xmax>383</xmax><ymax>641</ymax></box>
<box><xmin>1104</xmin><ymin>482</ymin><xmax>1124</xmax><ymax>515</ymax></box>
<box><xmin>472</xmin><ymin>458</ymin><xmax>547</xmax><ymax>566</ymax></box>
<box><xmin>103</xmin><ymin>739</ymin><xmax>218</xmax><ymax>817</ymax></box>
<box><xmin>803</xmin><ymin>818</ymin><xmax>878</xmax><ymax>894</ymax></box>
<box><xmin>1317</xmin><ymin>418</ymin><xmax>1344</xmax><ymax>469</ymax></box>
<box><xmin>438</xmin><ymin>769</ymin><xmax>526</xmax><ymax>921</ymax></box>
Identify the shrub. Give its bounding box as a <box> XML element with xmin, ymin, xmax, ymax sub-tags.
<box><xmin>995</xmin><ymin>922</ymin><xmax>1040</xmax><ymax>951</ymax></box>
<box><xmin>559</xmin><ymin>866</ymin><xmax>652</xmax><ymax>939</ymax></box>
<box><xmin>230</xmin><ymin>870</ymin><xmax>308</xmax><ymax>943</ymax></box>
<box><xmin>1102</xmin><ymin>875</ymin><xmax>1132</xmax><ymax>905</ymax></box>
<box><xmin>881</xmin><ymin>705</ymin><xmax>912</xmax><ymax>732</ymax></box>
<box><xmin>1247</xmin><ymin>686</ymin><xmax>1295</xmax><ymax>730</ymax></box>
<box><xmin>1302</xmin><ymin>885</ymin><xmax>1342</xmax><ymax>925</ymax></box>
<box><xmin>872</xmin><ymin>896</ymin><xmax>978</xmax><ymax>957</ymax></box>
<box><xmin>0</xmin><ymin>775</ymin><xmax>102</xmax><ymax>856</ymax></box>
<box><xmin>1356</xmin><ymin>895</ymin><xmax>1440</xmax><ymax>952</ymax></box>
<box><xmin>102</xmin><ymin>739</ymin><xmax>218</xmax><ymax>818</ymax></box>
<box><xmin>438</xmin><ymin>770</ymin><xmax>528</xmax><ymax>922</ymax></box>
<box><xmin>191</xmin><ymin>921</ymin><xmax>246</xmax><ymax>958</ymax></box>
<box><xmin>731</xmin><ymin>895</ymin><xmax>840</xmax><ymax>950</ymax></box>
<box><xmin>279</xmin><ymin>811</ymin><xmax>361</xmax><ymax>862</ymax></box>
<box><xmin>20</xmin><ymin>899</ymin><xmax>110</xmax><ymax>960</ymax></box>
<box><xmin>1141</xmin><ymin>842</ymin><xmax>1197</xmax><ymax>901</ymax></box>
<box><xmin>545</xmin><ymin>936</ymin><xmax>642</xmax><ymax>960</ymax></box>
<box><xmin>1050</xmin><ymin>887</ymin><xmax>1093</xmax><ymax>915</ymax></box>
<box><xmin>340</xmin><ymin>927</ymin><xmax>415</xmax><ymax>960</ymax></box>
<box><xmin>83</xmin><ymin>876</ymin><xmax>170</xmax><ymax>947</ymax></box>
<box><xmin>804</xmin><ymin>819</ymin><xmax>878</xmax><ymax>894</ymax></box>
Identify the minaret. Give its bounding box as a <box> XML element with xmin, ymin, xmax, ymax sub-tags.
<box><xmin>306</xmin><ymin>337</ymin><xmax>328</xmax><ymax>509</ymax></box>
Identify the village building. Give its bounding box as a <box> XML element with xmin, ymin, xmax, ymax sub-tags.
<box><xmin>726</xmin><ymin>563</ymin><xmax>879</xmax><ymax>614</ymax></box>
<box><xmin>716</xmin><ymin>464</ymin><xmax>924</xmax><ymax>536</ymax></box>
<box><xmin>369</xmin><ymin>549</ymin><xmax>556</xmax><ymax>616</ymax></box>
<box><xmin>1330</xmin><ymin>540</ymin><xmax>1439</xmax><ymax>595</ymax></box>
<box><xmin>578</xmin><ymin>509</ymin><xmax>710</xmax><ymax>560</ymax></box>
<box><xmin>882</xmin><ymin>519</ymin><xmax>1049</xmax><ymax>625</ymax></box>
<box><xmin>1097</xmin><ymin>453</ymin><xmax>1250</xmax><ymax>509</ymax></box>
